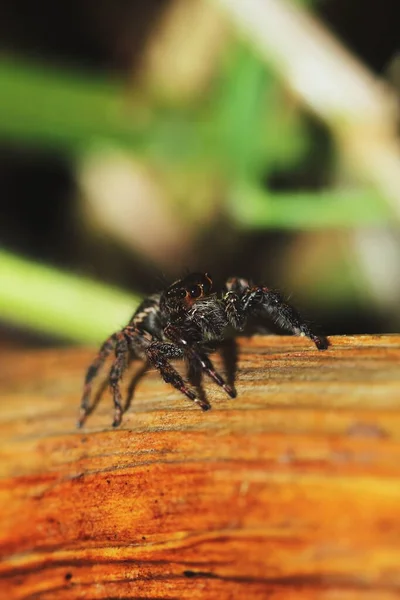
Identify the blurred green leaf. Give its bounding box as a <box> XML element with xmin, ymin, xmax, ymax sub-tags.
<box><xmin>229</xmin><ymin>183</ymin><xmax>392</xmax><ymax>228</ymax></box>
<box><xmin>0</xmin><ymin>55</ymin><xmax>387</xmax><ymax>236</ymax></box>
<box><xmin>212</xmin><ymin>41</ymin><xmax>307</xmax><ymax>180</ymax></box>
<box><xmin>0</xmin><ymin>58</ymin><xmax>152</xmax><ymax>153</ymax></box>
<box><xmin>0</xmin><ymin>249</ymin><xmax>139</xmax><ymax>344</ymax></box>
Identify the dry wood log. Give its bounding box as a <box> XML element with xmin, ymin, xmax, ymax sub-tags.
<box><xmin>1</xmin><ymin>335</ymin><xmax>400</xmax><ymax>599</ymax></box>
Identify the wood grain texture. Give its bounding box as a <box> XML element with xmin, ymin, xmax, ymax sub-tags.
<box><xmin>1</xmin><ymin>335</ymin><xmax>400</xmax><ymax>599</ymax></box>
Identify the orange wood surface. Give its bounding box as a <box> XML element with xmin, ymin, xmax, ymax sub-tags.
<box><xmin>1</xmin><ymin>335</ymin><xmax>400</xmax><ymax>599</ymax></box>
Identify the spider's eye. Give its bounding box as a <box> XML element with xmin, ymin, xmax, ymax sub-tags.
<box><xmin>178</xmin><ymin>288</ymin><xmax>187</xmax><ymax>298</ymax></box>
<box><xmin>189</xmin><ymin>285</ymin><xmax>202</xmax><ymax>298</ymax></box>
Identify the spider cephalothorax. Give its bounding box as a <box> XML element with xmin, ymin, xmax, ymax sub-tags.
<box><xmin>79</xmin><ymin>273</ymin><xmax>328</xmax><ymax>427</ymax></box>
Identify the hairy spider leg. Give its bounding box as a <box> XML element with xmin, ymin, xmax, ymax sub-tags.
<box><xmin>186</xmin><ymin>356</ymin><xmax>206</xmax><ymax>402</ymax></box>
<box><xmin>224</xmin><ymin>290</ymin><xmax>246</xmax><ymax>330</ymax></box>
<box><xmin>242</xmin><ymin>286</ymin><xmax>328</xmax><ymax>350</ymax></box>
<box><xmin>164</xmin><ymin>324</ymin><xmax>236</xmax><ymax>398</ymax></box>
<box><xmin>193</xmin><ymin>350</ymin><xmax>236</xmax><ymax>398</ymax></box>
<box><xmin>109</xmin><ymin>332</ymin><xmax>131</xmax><ymax>427</ymax></box>
<box><xmin>145</xmin><ymin>342</ymin><xmax>210</xmax><ymax>410</ymax></box>
<box><xmin>224</xmin><ymin>276</ymin><xmax>251</xmax><ymax>330</ymax></box>
<box><xmin>109</xmin><ymin>326</ymin><xmax>166</xmax><ymax>427</ymax></box>
<box><xmin>79</xmin><ymin>326</ymin><xmax>145</xmax><ymax>428</ymax></box>
<box><xmin>78</xmin><ymin>332</ymin><xmax>119</xmax><ymax>427</ymax></box>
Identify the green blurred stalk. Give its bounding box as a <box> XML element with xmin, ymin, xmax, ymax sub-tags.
<box><xmin>0</xmin><ymin>58</ymin><xmax>150</xmax><ymax>152</ymax></box>
<box><xmin>0</xmin><ymin>250</ymin><xmax>139</xmax><ymax>344</ymax></box>
<box><xmin>0</xmin><ymin>58</ymin><xmax>391</xmax><ymax>230</ymax></box>
<box><xmin>230</xmin><ymin>184</ymin><xmax>391</xmax><ymax>228</ymax></box>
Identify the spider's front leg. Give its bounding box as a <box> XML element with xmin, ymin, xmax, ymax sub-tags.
<box><xmin>242</xmin><ymin>284</ymin><xmax>328</xmax><ymax>350</ymax></box>
<box><xmin>164</xmin><ymin>324</ymin><xmax>236</xmax><ymax>398</ymax></box>
<box><xmin>223</xmin><ymin>276</ymin><xmax>250</xmax><ymax>330</ymax></box>
<box><xmin>145</xmin><ymin>341</ymin><xmax>210</xmax><ymax>410</ymax></box>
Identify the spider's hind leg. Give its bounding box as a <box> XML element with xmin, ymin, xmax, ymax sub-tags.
<box><xmin>109</xmin><ymin>332</ymin><xmax>131</xmax><ymax>427</ymax></box>
<box><xmin>78</xmin><ymin>332</ymin><xmax>119</xmax><ymax>428</ymax></box>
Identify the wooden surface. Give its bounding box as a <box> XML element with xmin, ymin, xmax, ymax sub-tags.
<box><xmin>1</xmin><ymin>335</ymin><xmax>400</xmax><ymax>599</ymax></box>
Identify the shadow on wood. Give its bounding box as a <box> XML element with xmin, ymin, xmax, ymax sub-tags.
<box><xmin>1</xmin><ymin>335</ymin><xmax>400</xmax><ymax>599</ymax></box>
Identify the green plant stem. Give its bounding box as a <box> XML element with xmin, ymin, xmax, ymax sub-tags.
<box><xmin>0</xmin><ymin>250</ymin><xmax>139</xmax><ymax>343</ymax></box>
<box><xmin>0</xmin><ymin>58</ymin><xmax>150</xmax><ymax>153</ymax></box>
<box><xmin>229</xmin><ymin>185</ymin><xmax>391</xmax><ymax>228</ymax></box>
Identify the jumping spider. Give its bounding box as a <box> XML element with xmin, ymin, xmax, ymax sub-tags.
<box><xmin>78</xmin><ymin>273</ymin><xmax>328</xmax><ymax>427</ymax></box>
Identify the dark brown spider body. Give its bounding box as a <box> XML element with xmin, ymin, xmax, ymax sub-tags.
<box><xmin>78</xmin><ymin>273</ymin><xmax>328</xmax><ymax>428</ymax></box>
